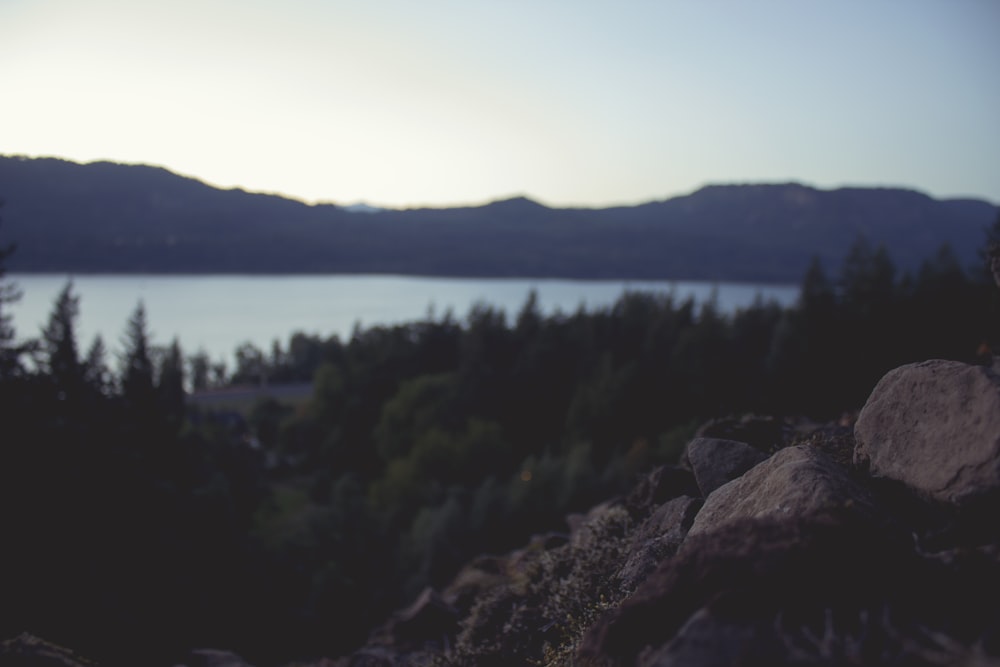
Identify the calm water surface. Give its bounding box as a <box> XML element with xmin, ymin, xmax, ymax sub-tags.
<box><xmin>8</xmin><ymin>274</ymin><xmax>799</xmax><ymax>365</ymax></box>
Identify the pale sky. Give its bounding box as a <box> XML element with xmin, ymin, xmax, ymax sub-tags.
<box><xmin>2</xmin><ymin>0</ymin><xmax>998</xmax><ymax>208</ymax></box>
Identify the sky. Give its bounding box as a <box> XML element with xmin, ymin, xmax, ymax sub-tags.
<box><xmin>2</xmin><ymin>0</ymin><xmax>998</xmax><ymax>209</ymax></box>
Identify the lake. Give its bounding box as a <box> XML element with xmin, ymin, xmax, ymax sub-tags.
<box><xmin>7</xmin><ymin>274</ymin><xmax>800</xmax><ymax>366</ymax></box>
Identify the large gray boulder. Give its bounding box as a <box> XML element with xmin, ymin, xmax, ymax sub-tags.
<box><xmin>685</xmin><ymin>437</ymin><xmax>768</xmax><ymax>496</ymax></box>
<box><xmin>854</xmin><ymin>359</ymin><xmax>1000</xmax><ymax>505</ymax></box>
<box><xmin>688</xmin><ymin>445</ymin><xmax>875</xmax><ymax>537</ymax></box>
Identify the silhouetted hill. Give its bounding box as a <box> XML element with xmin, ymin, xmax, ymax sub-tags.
<box><xmin>1</xmin><ymin>155</ymin><xmax>995</xmax><ymax>281</ymax></box>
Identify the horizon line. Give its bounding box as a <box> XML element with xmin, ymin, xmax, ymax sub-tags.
<box><xmin>3</xmin><ymin>152</ymin><xmax>998</xmax><ymax>210</ymax></box>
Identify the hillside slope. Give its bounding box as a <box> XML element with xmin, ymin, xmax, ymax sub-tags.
<box><xmin>334</xmin><ymin>358</ymin><xmax>1000</xmax><ymax>666</ymax></box>
<box><xmin>10</xmin><ymin>358</ymin><xmax>998</xmax><ymax>666</ymax></box>
<box><xmin>1</xmin><ymin>156</ymin><xmax>995</xmax><ymax>281</ymax></box>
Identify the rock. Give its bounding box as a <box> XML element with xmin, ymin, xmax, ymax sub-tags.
<box><xmin>791</xmin><ymin>422</ymin><xmax>856</xmax><ymax>468</ymax></box>
<box><xmin>617</xmin><ymin>496</ymin><xmax>701</xmax><ymax>591</ymax></box>
<box><xmin>624</xmin><ymin>465</ymin><xmax>700</xmax><ymax>516</ymax></box>
<box><xmin>687</xmin><ymin>445</ymin><xmax>876</xmax><ymax>537</ymax></box>
<box><xmin>442</xmin><ymin>556</ymin><xmax>508</xmax><ymax>615</ymax></box>
<box><xmin>182</xmin><ymin>648</ymin><xmax>256</xmax><ymax>667</ymax></box>
<box><xmin>361</xmin><ymin>586</ymin><xmax>460</xmax><ymax>664</ymax></box>
<box><xmin>694</xmin><ymin>414</ymin><xmax>788</xmax><ymax>452</ymax></box>
<box><xmin>383</xmin><ymin>587</ymin><xmax>459</xmax><ymax>651</ymax></box>
<box><xmin>854</xmin><ymin>359</ymin><xmax>1000</xmax><ymax>505</ymax></box>
<box><xmin>341</xmin><ymin>646</ymin><xmax>398</xmax><ymax>666</ymax></box>
<box><xmin>0</xmin><ymin>633</ymin><xmax>94</xmax><ymax>667</ymax></box>
<box><xmin>568</xmin><ymin>500</ymin><xmax>626</xmax><ymax>550</ymax></box>
<box><xmin>506</xmin><ymin>530</ymin><xmax>573</xmax><ymax>579</ymax></box>
<box><xmin>453</xmin><ymin>583</ymin><xmax>548</xmax><ymax>664</ymax></box>
<box><xmin>337</xmin><ymin>402</ymin><xmax>1000</xmax><ymax>666</ymax></box>
<box><xmin>578</xmin><ymin>507</ymin><xmax>996</xmax><ymax>666</ymax></box>
<box><xmin>685</xmin><ymin>437</ymin><xmax>768</xmax><ymax>496</ymax></box>
<box><xmin>579</xmin><ymin>510</ymin><xmax>883</xmax><ymax>664</ymax></box>
<box><xmin>636</xmin><ymin>608</ymin><xmax>785</xmax><ymax>667</ymax></box>
<box><xmin>630</xmin><ymin>496</ymin><xmax>702</xmax><ymax>549</ymax></box>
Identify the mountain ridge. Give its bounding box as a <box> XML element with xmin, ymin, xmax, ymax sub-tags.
<box><xmin>1</xmin><ymin>155</ymin><xmax>995</xmax><ymax>281</ymax></box>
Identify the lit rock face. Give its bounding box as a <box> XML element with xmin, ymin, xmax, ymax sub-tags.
<box><xmin>854</xmin><ymin>359</ymin><xmax>1000</xmax><ymax>505</ymax></box>
<box><xmin>688</xmin><ymin>445</ymin><xmax>875</xmax><ymax>537</ymax></box>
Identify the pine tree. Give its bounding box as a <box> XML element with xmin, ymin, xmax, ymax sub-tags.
<box><xmin>978</xmin><ymin>212</ymin><xmax>1000</xmax><ymax>355</ymax></box>
<box><xmin>84</xmin><ymin>335</ymin><xmax>112</xmax><ymax>394</ymax></box>
<box><xmin>984</xmin><ymin>211</ymin><xmax>1000</xmax><ymax>289</ymax></box>
<box><xmin>840</xmin><ymin>236</ymin><xmax>896</xmax><ymax>317</ymax></box>
<box><xmin>0</xmin><ymin>199</ymin><xmax>25</xmax><ymax>378</ymax></box>
<box><xmin>188</xmin><ymin>349</ymin><xmax>211</xmax><ymax>391</ymax></box>
<box><xmin>120</xmin><ymin>301</ymin><xmax>155</xmax><ymax>409</ymax></box>
<box><xmin>41</xmin><ymin>280</ymin><xmax>84</xmax><ymax>393</ymax></box>
<box><xmin>157</xmin><ymin>337</ymin><xmax>186</xmax><ymax>421</ymax></box>
<box><xmin>799</xmin><ymin>256</ymin><xmax>837</xmax><ymax>316</ymax></box>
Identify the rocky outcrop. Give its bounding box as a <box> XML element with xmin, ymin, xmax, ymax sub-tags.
<box><xmin>179</xmin><ymin>649</ymin><xmax>256</xmax><ymax>667</ymax></box>
<box><xmin>0</xmin><ymin>633</ymin><xmax>95</xmax><ymax>666</ymax></box>
<box><xmin>693</xmin><ymin>414</ymin><xmax>790</xmax><ymax>452</ymax></box>
<box><xmin>578</xmin><ymin>507</ymin><xmax>996</xmax><ymax>666</ymax></box>
<box><xmin>0</xmin><ymin>634</ymin><xmax>261</xmax><ymax>667</ymax></box>
<box><xmin>617</xmin><ymin>496</ymin><xmax>701</xmax><ymax>592</ymax></box>
<box><xmin>855</xmin><ymin>359</ymin><xmax>1000</xmax><ymax>505</ymax></box>
<box><xmin>685</xmin><ymin>437</ymin><xmax>768</xmax><ymax>496</ymax></box>
<box><xmin>623</xmin><ymin>465</ymin><xmax>699</xmax><ymax>518</ymax></box>
<box><xmin>688</xmin><ymin>445</ymin><xmax>877</xmax><ymax>537</ymax></box>
<box><xmin>325</xmin><ymin>373</ymin><xmax>1000</xmax><ymax>666</ymax></box>
<box><xmin>349</xmin><ymin>586</ymin><xmax>461</xmax><ymax>666</ymax></box>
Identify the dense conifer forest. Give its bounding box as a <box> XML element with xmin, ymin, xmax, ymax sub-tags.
<box><xmin>1</xmin><ymin>204</ymin><xmax>999</xmax><ymax>665</ymax></box>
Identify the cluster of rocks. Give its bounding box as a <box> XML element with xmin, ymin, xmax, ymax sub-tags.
<box><xmin>6</xmin><ymin>358</ymin><xmax>1000</xmax><ymax>666</ymax></box>
<box><xmin>337</xmin><ymin>358</ymin><xmax>1000</xmax><ymax>666</ymax></box>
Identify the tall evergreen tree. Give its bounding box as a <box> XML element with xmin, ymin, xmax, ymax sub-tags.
<box><xmin>840</xmin><ymin>236</ymin><xmax>896</xmax><ymax>317</ymax></box>
<box><xmin>188</xmin><ymin>349</ymin><xmax>212</xmax><ymax>391</ymax></box>
<box><xmin>0</xmin><ymin>198</ymin><xmax>25</xmax><ymax>378</ymax></box>
<box><xmin>120</xmin><ymin>301</ymin><xmax>155</xmax><ymax>409</ymax></box>
<box><xmin>977</xmin><ymin>212</ymin><xmax>1000</xmax><ymax>354</ymax></box>
<box><xmin>979</xmin><ymin>211</ymin><xmax>1000</xmax><ymax>287</ymax></box>
<box><xmin>157</xmin><ymin>337</ymin><xmax>186</xmax><ymax>421</ymax></box>
<box><xmin>765</xmin><ymin>256</ymin><xmax>845</xmax><ymax>416</ymax></box>
<box><xmin>84</xmin><ymin>335</ymin><xmax>112</xmax><ymax>394</ymax></box>
<box><xmin>41</xmin><ymin>280</ymin><xmax>84</xmax><ymax>393</ymax></box>
<box><xmin>799</xmin><ymin>256</ymin><xmax>837</xmax><ymax>315</ymax></box>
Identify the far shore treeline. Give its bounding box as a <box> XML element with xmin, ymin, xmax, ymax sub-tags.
<box><xmin>2</xmin><ymin>198</ymin><xmax>1000</xmax><ymax>665</ymax></box>
<box><xmin>1</xmin><ymin>155</ymin><xmax>997</xmax><ymax>282</ymax></box>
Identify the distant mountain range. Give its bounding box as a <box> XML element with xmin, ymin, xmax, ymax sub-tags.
<box><xmin>0</xmin><ymin>155</ymin><xmax>996</xmax><ymax>282</ymax></box>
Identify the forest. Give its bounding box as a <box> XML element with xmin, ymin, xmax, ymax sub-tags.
<box><xmin>1</xmin><ymin>213</ymin><xmax>999</xmax><ymax>666</ymax></box>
